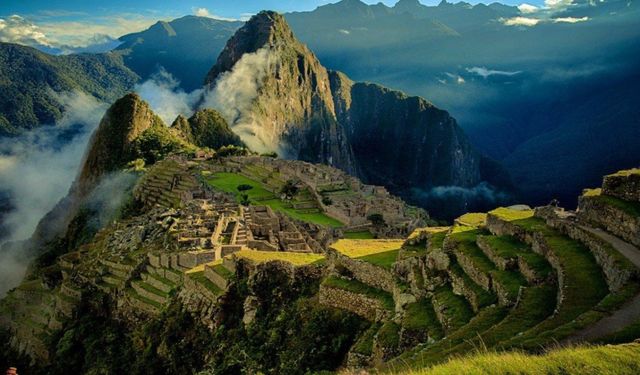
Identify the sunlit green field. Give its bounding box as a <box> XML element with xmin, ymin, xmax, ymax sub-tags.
<box><xmin>205</xmin><ymin>172</ymin><xmax>343</xmax><ymax>227</ymax></box>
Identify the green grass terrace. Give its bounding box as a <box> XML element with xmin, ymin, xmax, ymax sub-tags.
<box><xmin>204</xmin><ymin>171</ymin><xmax>344</xmax><ymax>227</ymax></box>
<box><xmin>331</xmin><ymin>239</ymin><xmax>404</xmax><ymax>269</ymax></box>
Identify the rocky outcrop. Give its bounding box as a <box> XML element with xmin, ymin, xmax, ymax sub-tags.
<box><xmin>172</xmin><ymin>109</ymin><xmax>244</xmax><ymax>149</ymax></box>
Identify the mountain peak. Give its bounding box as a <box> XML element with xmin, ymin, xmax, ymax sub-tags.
<box><xmin>205</xmin><ymin>11</ymin><xmax>295</xmax><ymax>83</ymax></box>
<box><xmin>394</xmin><ymin>0</ymin><xmax>425</xmax><ymax>13</ymax></box>
<box><xmin>76</xmin><ymin>93</ymin><xmax>163</xmax><ymax>195</ymax></box>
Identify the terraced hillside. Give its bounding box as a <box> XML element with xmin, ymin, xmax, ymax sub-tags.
<box><xmin>1</xmin><ymin>164</ymin><xmax>639</xmax><ymax>374</ymax></box>
<box><xmin>317</xmin><ymin>168</ymin><xmax>640</xmax><ymax>371</ymax></box>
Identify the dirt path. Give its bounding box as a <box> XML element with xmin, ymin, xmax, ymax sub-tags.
<box><xmin>565</xmin><ymin>226</ymin><xmax>640</xmax><ymax>343</ymax></box>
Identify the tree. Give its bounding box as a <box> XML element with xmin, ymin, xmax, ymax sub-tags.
<box><xmin>237</xmin><ymin>184</ymin><xmax>254</xmax><ymax>192</ymax></box>
<box><xmin>240</xmin><ymin>194</ymin><xmax>250</xmax><ymax>206</ymax></box>
<box><xmin>322</xmin><ymin>196</ymin><xmax>333</xmax><ymax>206</ymax></box>
<box><xmin>367</xmin><ymin>213</ymin><xmax>385</xmax><ymax>228</ymax></box>
<box><xmin>280</xmin><ymin>180</ymin><xmax>299</xmax><ymax>200</ymax></box>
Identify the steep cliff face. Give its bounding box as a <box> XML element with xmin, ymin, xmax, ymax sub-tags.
<box><xmin>204</xmin><ymin>11</ymin><xmax>357</xmax><ymax>174</ymax></box>
<box><xmin>329</xmin><ymin>71</ymin><xmax>481</xmax><ymax>190</ymax></box>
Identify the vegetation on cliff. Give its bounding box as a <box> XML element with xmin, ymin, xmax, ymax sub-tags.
<box><xmin>0</xmin><ymin>43</ymin><xmax>138</xmax><ymax>136</ymax></box>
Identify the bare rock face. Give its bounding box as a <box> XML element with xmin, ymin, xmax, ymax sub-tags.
<box><xmin>329</xmin><ymin>71</ymin><xmax>482</xmax><ymax>189</ymax></box>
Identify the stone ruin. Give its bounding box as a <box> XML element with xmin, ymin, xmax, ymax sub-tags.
<box><xmin>219</xmin><ymin>156</ymin><xmax>425</xmax><ymax>230</ymax></box>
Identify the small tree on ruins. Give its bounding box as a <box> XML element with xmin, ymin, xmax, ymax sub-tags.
<box><xmin>240</xmin><ymin>193</ymin><xmax>251</xmax><ymax>206</ymax></box>
<box><xmin>367</xmin><ymin>213</ymin><xmax>386</xmax><ymax>229</ymax></box>
<box><xmin>237</xmin><ymin>184</ymin><xmax>254</xmax><ymax>192</ymax></box>
<box><xmin>280</xmin><ymin>180</ymin><xmax>299</xmax><ymax>200</ymax></box>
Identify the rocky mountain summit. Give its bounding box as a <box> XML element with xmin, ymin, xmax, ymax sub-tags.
<box><xmin>205</xmin><ymin>11</ymin><xmax>512</xmax><ymax>217</ymax></box>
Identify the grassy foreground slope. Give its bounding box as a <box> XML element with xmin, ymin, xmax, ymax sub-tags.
<box><xmin>397</xmin><ymin>343</ymin><xmax>640</xmax><ymax>375</ymax></box>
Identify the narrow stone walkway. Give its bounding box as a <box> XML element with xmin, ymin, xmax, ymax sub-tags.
<box><xmin>565</xmin><ymin>225</ymin><xmax>640</xmax><ymax>343</ymax></box>
<box><xmin>580</xmin><ymin>226</ymin><xmax>640</xmax><ymax>268</ymax></box>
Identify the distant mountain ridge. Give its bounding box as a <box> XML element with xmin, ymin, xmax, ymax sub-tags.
<box><xmin>116</xmin><ymin>15</ymin><xmax>243</xmax><ymax>91</ymax></box>
<box><xmin>0</xmin><ymin>43</ymin><xmax>138</xmax><ymax>136</ymax></box>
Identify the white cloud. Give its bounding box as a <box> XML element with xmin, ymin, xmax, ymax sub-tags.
<box><xmin>518</xmin><ymin>3</ymin><xmax>539</xmax><ymax>13</ymax></box>
<box><xmin>445</xmin><ymin>72</ymin><xmax>466</xmax><ymax>84</ymax></box>
<box><xmin>0</xmin><ymin>91</ymin><xmax>108</xmax><ymax>245</ymax></box>
<box><xmin>38</xmin><ymin>16</ymin><xmax>156</xmax><ymax>47</ymax></box>
<box><xmin>338</xmin><ymin>29</ymin><xmax>350</xmax><ymax>35</ymax></box>
<box><xmin>554</xmin><ymin>16</ymin><xmax>589</xmax><ymax>23</ymax></box>
<box><xmin>502</xmin><ymin>16</ymin><xmax>542</xmax><ymax>26</ymax></box>
<box><xmin>0</xmin><ymin>15</ymin><xmax>54</xmax><ymax>47</ymax></box>
<box><xmin>135</xmin><ymin>68</ymin><xmax>204</xmax><ymax>125</ymax></box>
<box><xmin>202</xmin><ymin>47</ymin><xmax>280</xmax><ymax>153</ymax></box>
<box><xmin>545</xmin><ymin>0</ymin><xmax>574</xmax><ymax>9</ymax></box>
<box><xmin>0</xmin><ymin>13</ymin><xmax>162</xmax><ymax>52</ymax></box>
<box><xmin>466</xmin><ymin>67</ymin><xmax>522</xmax><ymax>78</ymax></box>
<box><xmin>195</xmin><ymin>8</ymin><xmax>211</xmax><ymax>17</ymax></box>
<box><xmin>192</xmin><ymin>7</ymin><xmax>239</xmax><ymax>21</ymax></box>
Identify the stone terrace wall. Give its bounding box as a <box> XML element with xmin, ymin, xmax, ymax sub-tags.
<box><xmin>536</xmin><ymin>207</ymin><xmax>637</xmax><ymax>291</ymax></box>
<box><xmin>331</xmin><ymin>252</ymin><xmax>395</xmax><ymax>293</ymax></box>
<box><xmin>578</xmin><ymin>196</ymin><xmax>640</xmax><ymax>247</ymax></box>
<box><xmin>486</xmin><ymin>214</ymin><xmax>564</xmax><ymax>310</ymax></box>
<box><xmin>319</xmin><ymin>284</ymin><xmax>391</xmax><ymax>321</ymax></box>
<box><xmin>603</xmin><ymin>172</ymin><xmax>640</xmax><ymax>202</ymax></box>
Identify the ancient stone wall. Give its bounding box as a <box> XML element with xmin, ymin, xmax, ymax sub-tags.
<box><xmin>332</xmin><ymin>252</ymin><xmax>395</xmax><ymax>293</ymax></box>
<box><xmin>536</xmin><ymin>207</ymin><xmax>637</xmax><ymax>291</ymax></box>
<box><xmin>603</xmin><ymin>172</ymin><xmax>640</xmax><ymax>202</ymax></box>
<box><xmin>578</xmin><ymin>196</ymin><xmax>640</xmax><ymax>247</ymax></box>
<box><xmin>319</xmin><ymin>284</ymin><xmax>391</xmax><ymax>321</ymax></box>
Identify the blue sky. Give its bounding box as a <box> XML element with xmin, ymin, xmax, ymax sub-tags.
<box><xmin>0</xmin><ymin>0</ymin><xmax>547</xmax><ymax>50</ymax></box>
<box><xmin>1</xmin><ymin>0</ymin><xmax>539</xmax><ymax>20</ymax></box>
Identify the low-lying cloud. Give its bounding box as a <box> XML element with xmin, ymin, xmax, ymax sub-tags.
<box><xmin>466</xmin><ymin>67</ymin><xmax>522</xmax><ymax>79</ymax></box>
<box><xmin>0</xmin><ymin>91</ymin><xmax>108</xmax><ymax>296</ymax></box>
<box><xmin>0</xmin><ymin>15</ymin><xmax>53</xmax><ymax>48</ymax></box>
<box><xmin>201</xmin><ymin>47</ymin><xmax>279</xmax><ymax>154</ymax></box>
<box><xmin>0</xmin><ymin>91</ymin><xmax>107</xmax><ymax>244</ymax></box>
<box><xmin>411</xmin><ymin>182</ymin><xmax>511</xmax><ymax>220</ymax></box>
<box><xmin>136</xmin><ymin>48</ymin><xmax>279</xmax><ymax>155</ymax></box>
<box><xmin>135</xmin><ymin>68</ymin><xmax>204</xmax><ymax>125</ymax></box>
